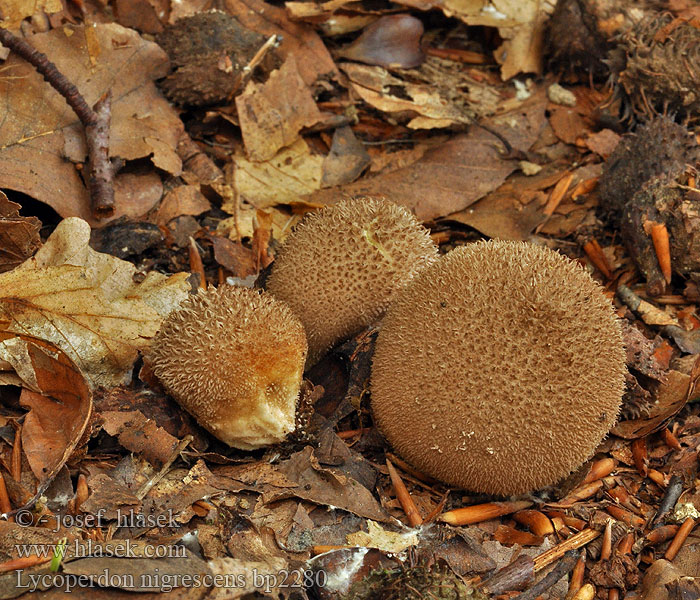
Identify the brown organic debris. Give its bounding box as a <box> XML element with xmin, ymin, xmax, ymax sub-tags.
<box><xmin>155</xmin><ymin>11</ymin><xmax>273</xmax><ymax>107</ymax></box>
<box><xmin>338</xmin><ymin>15</ymin><xmax>425</xmax><ymax>69</ymax></box>
<box><xmin>610</xmin><ymin>12</ymin><xmax>700</xmax><ymax>119</ymax></box>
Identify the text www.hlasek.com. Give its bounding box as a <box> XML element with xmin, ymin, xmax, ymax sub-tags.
<box><xmin>15</xmin><ymin>539</ymin><xmax>186</xmax><ymax>560</ymax></box>
<box><xmin>14</xmin><ymin>540</ymin><xmax>326</xmax><ymax>593</ymax></box>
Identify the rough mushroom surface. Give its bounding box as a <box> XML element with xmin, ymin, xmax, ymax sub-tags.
<box><xmin>146</xmin><ymin>285</ymin><xmax>307</xmax><ymax>449</ymax></box>
<box><xmin>371</xmin><ymin>240</ymin><xmax>626</xmax><ymax>495</ymax></box>
<box><xmin>266</xmin><ymin>197</ymin><xmax>438</xmax><ymax>364</ymax></box>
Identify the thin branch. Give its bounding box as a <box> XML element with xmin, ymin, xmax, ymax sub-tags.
<box><xmin>0</xmin><ymin>28</ymin><xmax>116</xmax><ymax>219</ymax></box>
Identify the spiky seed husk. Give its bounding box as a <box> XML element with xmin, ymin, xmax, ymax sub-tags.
<box><xmin>146</xmin><ymin>285</ymin><xmax>307</xmax><ymax>449</ymax></box>
<box><xmin>599</xmin><ymin>116</ymin><xmax>696</xmax><ymax>221</ymax></box>
<box><xmin>266</xmin><ymin>198</ymin><xmax>438</xmax><ymax>365</ymax></box>
<box><xmin>612</xmin><ymin>13</ymin><xmax>700</xmax><ymax>120</ymax></box>
<box><xmin>371</xmin><ymin>240</ymin><xmax>626</xmax><ymax>496</ymax></box>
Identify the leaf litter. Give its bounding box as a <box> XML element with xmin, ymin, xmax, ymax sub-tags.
<box><xmin>0</xmin><ymin>0</ymin><xmax>699</xmax><ymax>599</ymax></box>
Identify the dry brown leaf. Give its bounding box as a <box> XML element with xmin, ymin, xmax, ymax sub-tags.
<box><xmin>101</xmin><ymin>410</ymin><xmax>180</xmax><ymax>468</ymax></box>
<box><xmin>548</xmin><ymin>105</ymin><xmax>589</xmax><ymax>145</ymax></box>
<box><xmin>236</xmin><ymin>55</ymin><xmax>322</xmax><ymax>161</ymax></box>
<box><xmin>110</xmin><ymin>172</ymin><xmax>164</xmax><ymax>222</ymax></box>
<box><xmin>342</xmin><ymin>62</ymin><xmax>470</xmax><ymax>129</ymax></box>
<box><xmin>211</xmin><ymin>236</ymin><xmax>258</xmax><ymax>278</ymax></box>
<box><xmin>585</xmin><ymin>129</ymin><xmax>621</xmax><ymax>158</ymax></box>
<box><xmin>0</xmin><ymin>218</ymin><xmax>190</xmax><ymax>388</ymax></box>
<box><xmin>113</xmin><ymin>0</ymin><xmax>164</xmax><ymax>34</ymax></box>
<box><xmin>0</xmin><ymin>333</ymin><xmax>91</xmax><ymax>502</ymax></box>
<box><xmin>155</xmin><ymin>185</ymin><xmax>211</xmax><ymax>226</ymax></box>
<box><xmin>224</xmin><ymin>0</ymin><xmax>338</xmax><ymax>87</ymax></box>
<box><xmin>446</xmin><ymin>182</ymin><xmax>548</xmax><ymax>239</ymax></box>
<box><xmin>0</xmin><ymin>192</ymin><xmax>41</xmax><ymax>274</ymax></box>
<box><xmin>612</xmin><ymin>370</ymin><xmax>690</xmax><ymax>439</ymax></box>
<box><xmin>0</xmin><ymin>24</ymin><xmax>182</xmax><ymax>222</ymax></box>
<box><xmin>0</xmin><ymin>0</ymin><xmax>62</xmax><ymax>28</ymax></box>
<box><xmin>270</xmin><ymin>447</ymin><xmax>391</xmax><ymax>522</ymax></box>
<box><xmin>389</xmin><ymin>0</ymin><xmax>555</xmax><ymax>79</ymax></box>
<box><xmin>453</xmin><ymin>163</ymin><xmax>601</xmax><ymax>239</ymax></box>
<box><xmin>321</xmin><ymin>126</ymin><xmax>371</xmax><ymax>187</ymax></box>
<box><xmin>310</xmin><ymin>94</ymin><xmax>547</xmax><ymax>220</ymax></box>
<box><xmin>235</xmin><ymin>138</ymin><xmax>323</xmax><ymax>208</ymax></box>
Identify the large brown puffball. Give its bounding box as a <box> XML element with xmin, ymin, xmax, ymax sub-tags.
<box><xmin>371</xmin><ymin>241</ymin><xmax>626</xmax><ymax>495</ymax></box>
<box><xmin>146</xmin><ymin>285</ymin><xmax>307</xmax><ymax>449</ymax></box>
<box><xmin>267</xmin><ymin>198</ymin><xmax>438</xmax><ymax>364</ymax></box>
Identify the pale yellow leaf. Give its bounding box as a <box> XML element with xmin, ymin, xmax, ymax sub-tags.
<box><xmin>346</xmin><ymin>520</ymin><xmax>419</xmax><ymax>553</ymax></box>
<box><xmin>234</xmin><ymin>138</ymin><xmax>323</xmax><ymax>208</ymax></box>
<box><xmin>0</xmin><ymin>0</ymin><xmax>62</xmax><ymax>29</ymax></box>
<box><xmin>0</xmin><ymin>218</ymin><xmax>190</xmax><ymax>387</ymax></box>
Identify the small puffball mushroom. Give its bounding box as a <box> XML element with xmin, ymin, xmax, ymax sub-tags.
<box><xmin>146</xmin><ymin>285</ymin><xmax>307</xmax><ymax>450</ymax></box>
<box><xmin>267</xmin><ymin>198</ymin><xmax>438</xmax><ymax>365</ymax></box>
<box><xmin>371</xmin><ymin>240</ymin><xmax>627</xmax><ymax>495</ymax></box>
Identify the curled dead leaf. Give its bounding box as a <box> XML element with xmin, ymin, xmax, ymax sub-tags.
<box><xmin>0</xmin><ymin>333</ymin><xmax>91</xmax><ymax>507</ymax></box>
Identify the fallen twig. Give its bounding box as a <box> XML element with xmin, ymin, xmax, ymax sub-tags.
<box><xmin>0</xmin><ymin>28</ymin><xmax>116</xmax><ymax>219</ymax></box>
<box><xmin>513</xmin><ymin>549</ymin><xmax>580</xmax><ymax>600</ymax></box>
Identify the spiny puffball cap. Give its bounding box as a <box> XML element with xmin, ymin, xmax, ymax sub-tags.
<box><xmin>267</xmin><ymin>198</ymin><xmax>438</xmax><ymax>364</ymax></box>
<box><xmin>371</xmin><ymin>240</ymin><xmax>626</xmax><ymax>495</ymax></box>
<box><xmin>146</xmin><ymin>285</ymin><xmax>307</xmax><ymax>450</ymax></box>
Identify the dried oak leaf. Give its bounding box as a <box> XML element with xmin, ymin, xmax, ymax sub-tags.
<box><xmin>154</xmin><ymin>185</ymin><xmax>211</xmax><ymax>226</ymax></box>
<box><xmin>0</xmin><ymin>0</ymin><xmax>62</xmax><ymax>29</ymax></box>
<box><xmin>387</xmin><ymin>0</ymin><xmax>555</xmax><ymax>79</ymax></box>
<box><xmin>0</xmin><ymin>192</ymin><xmax>41</xmax><ymax>274</ymax></box>
<box><xmin>0</xmin><ymin>218</ymin><xmax>190</xmax><ymax>388</ymax></box>
<box><xmin>0</xmin><ymin>23</ymin><xmax>183</xmax><ymax>222</ymax></box>
<box><xmin>341</xmin><ymin>62</ymin><xmax>472</xmax><ymax>129</ymax></box>
<box><xmin>0</xmin><ymin>333</ymin><xmax>91</xmax><ymax>503</ymax></box>
<box><xmin>235</xmin><ymin>138</ymin><xmax>323</xmax><ymax>208</ymax></box>
<box><xmin>310</xmin><ymin>94</ymin><xmax>547</xmax><ymax>220</ymax></box>
<box><xmin>269</xmin><ymin>447</ymin><xmax>391</xmax><ymax>522</ymax></box>
<box><xmin>236</xmin><ymin>55</ymin><xmax>321</xmax><ymax>161</ymax></box>
<box><xmin>223</xmin><ymin>0</ymin><xmax>338</xmax><ymax>88</ymax></box>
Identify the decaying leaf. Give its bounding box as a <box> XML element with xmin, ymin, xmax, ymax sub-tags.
<box><xmin>310</xmin><ymin>94</ymin><xmax>547</xmax><ymax>220</ymax></box>
<box><xmin>0</xmin><ymin>0</ymin><xmax>62</xmax><ymax>28</ymax></box>
<box><xmin>236</xmin><ymin>55</ymin><xmax>321</xmax><ymax>161</ymax></box>
<box><xmin>342</xmin><ymin>62</ymin><xmax>471</xmax><ymax>129</ymax></box>
<box><xmin>322</xmin><ymin>126</ymin><xmax>371</xmax><ymax>188</ymax></box>
<box><xmin>612</xmin><ymin>370</ymin><xmax>690</xmax><ymax>439</ymax></box>
<box><xmin>0</xmin><ymin>192</ymin><xmax>41</xmax><ymax>274</ymax></box>
<box><xmin>154</xmin><ymin>185</ymin><xmax>211</xmax><ymax>226</ymax></box>
<box><xmin>0</xmin><ymin>218</ymin><xmax>190</xmax><ymax>388</ymax></box>
<box><xmin>0</xmin><ymin>333</ymin><xmax>91</xmax><ymax>502</ymax></box>
<box><xmin>101</xmin><ymin>411</ymin><xmax>181</xmax><ymax>469</ymax></box>
<box><xmin>234</xmin><ymin>138</ymin><xmax>324</xmax><ymax>208</ymax></box>
<box><xmin>0</xmin><ymin>23</ymin><xmax>182</xmax><ymax>222</ymax></box>
<box><xmin>346</xmin><ymin>520</ymin><xmax>419</xmax><ymax>553</ymax></box>
<box><xmin>224</xmin><ymin>0</ymin><xmax>339</xmax><ymax>87</ymax></box>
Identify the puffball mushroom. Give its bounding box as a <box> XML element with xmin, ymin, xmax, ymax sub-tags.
<box><xmin>146</xmin><ymin>285</ymin><xmax>307</xmax><ymax>450</ymax></box>
<box><xmin>267</xmin><ymin>198</ymin><xmax>438</xmax><ymax>364</ymax></box>
<box><xmin>371</xmin><ymin>240</ymin><xmax>627</xmax><ymax>496</ymax></box>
